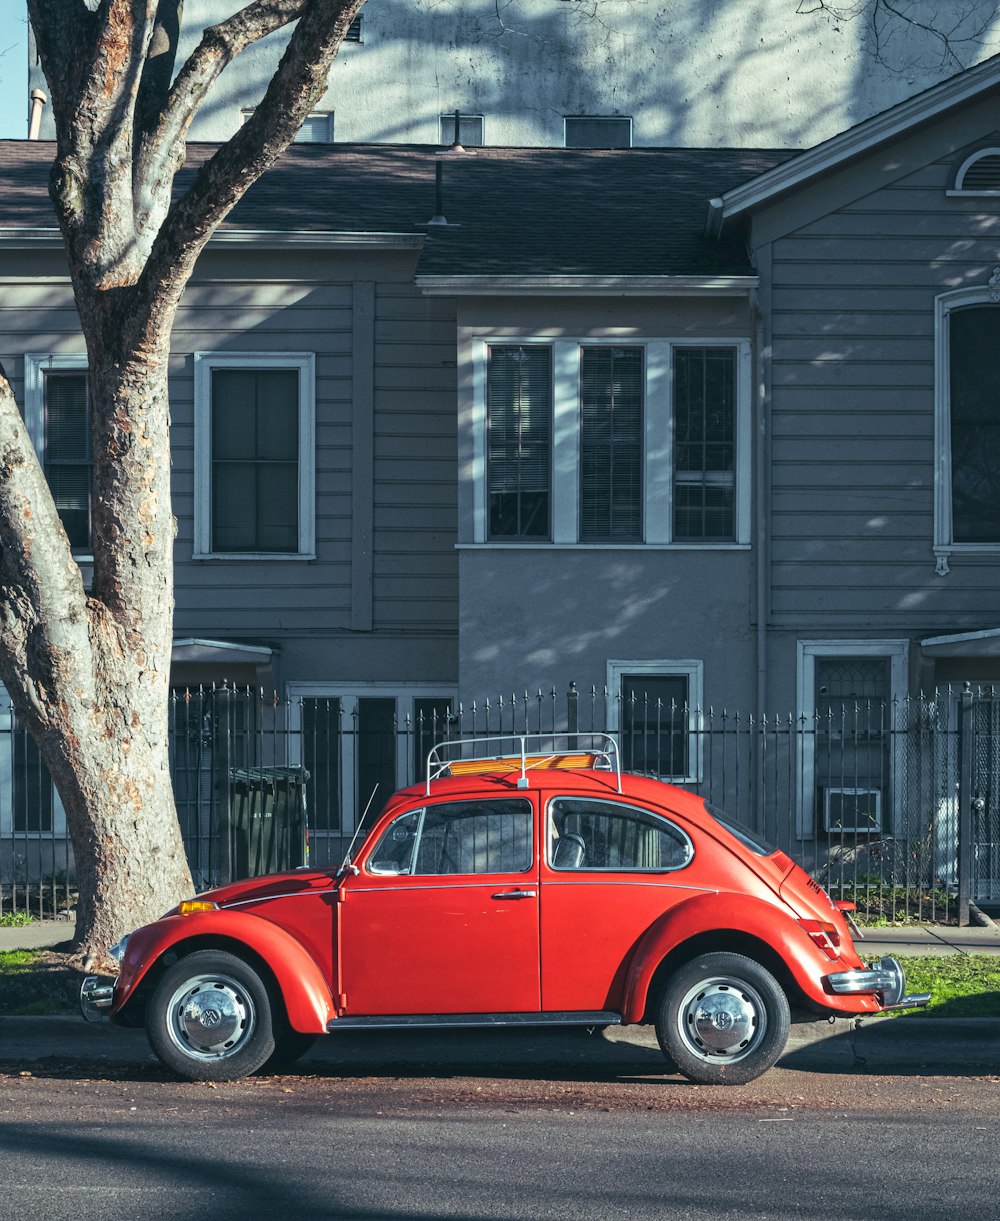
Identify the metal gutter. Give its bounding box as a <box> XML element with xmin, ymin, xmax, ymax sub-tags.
<box><xmin>0</xmin><ymin>227</ymin><xmax>424</xmax><ymax>251</ymax></box>
<box><xmin>416</xmin><ymin>274</ymin><xmax>758</xmax><ymax>296</ymax></box>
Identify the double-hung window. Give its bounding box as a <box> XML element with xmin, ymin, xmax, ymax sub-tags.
<box><xmin>472</xmin><ymin>338</ymin><xmax>749</xmax><ymax>546</ymax></box>
<box><xmin>25</xmin><ymin>355</ymin><xmax>93</xmax><ymax>555</ymax></box>
<box><xmin>194</xmin><ymin>353</ymin><xmax>315</xmax><ymax>559</ymax></box>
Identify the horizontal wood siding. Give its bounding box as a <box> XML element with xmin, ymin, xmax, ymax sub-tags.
<box><xmin>766</xmin><ymin>138</ymin><xmax>1000</xmax><ymax>630</ymax></box>
<box><xmin>372</xmin><ymin>284</ymin><xmax>458</xmax><ymax>632</ymax></box>
<box><xmin>170</xmin><ymin>274</ymin><xmax>355</xmax><ymax>636</ymax></box>
<box><xmin>0</xmin><ymin>252</ymin><xmax>458</xmax><ymax>665</ymax></box>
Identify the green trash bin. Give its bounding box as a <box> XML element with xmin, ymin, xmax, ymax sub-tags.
<box><xmin>229</xmin><ymin>765</ymin><xmax>310</xmax><ymax>878</ymax></box>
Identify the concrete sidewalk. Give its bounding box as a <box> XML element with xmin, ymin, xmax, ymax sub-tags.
<box><xmin>5</xmin><ymin>917</ymin><xmax>1000</xmax><ymax>956</ymax></box>
<box><xmin>2</xmin><ymin>916</ymin><xmax>999</xmax><ymax>1076</ymax></box>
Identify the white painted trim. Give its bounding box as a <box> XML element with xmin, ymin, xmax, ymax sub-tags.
<box><xmin>934</xmin><ymin>282</ymin><xmax>1000</xmax><ymax>556</ymax></box>
<box><xmin>606</xmin><ymin>659</ymin><xmax>705</xmax><ymax>785</ymax></box>
<box><xmin>193</xmin><ymin>351</ymin><xmax>316</xmax><ymax>560</ymax></box>
<box><xmin>551</xmin><ymin>340</ymin><xmax>580</xmax><ymax>544</ymax></box>
<box><xmin>713</xmin><ymin>54</ymin><xmax>1000</xmax><ymax>226</ymax></box>
<box><xmin>465</xmin><ymin>333</ymin><xmax>751</xmax><ymax>548</ymax></box>
<box><xmin>795</xmin><ymin>640</ymin><xmax>909</xmax><ymax>838</ymax></box>
<box><xmin>921</xmin><ymin>627</ymin><xmax>1000</xmax><ymax>647</ymax></box>
<box><xmin>418</xmin><ymin>275</ymin><xmax>759</xmax><ymax>297</ymax></box>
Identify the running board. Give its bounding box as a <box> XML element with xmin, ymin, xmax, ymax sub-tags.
<box><xmin>327</xmin><ymin>1011</ymin><xmax>622</xmax><ymax>1033</ymax></box>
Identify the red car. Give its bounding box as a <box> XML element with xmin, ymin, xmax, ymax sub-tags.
<box><xmin>81</xmin><ymin>736</ymin><xmax>928</xmax><ymax>1085</ymax></box>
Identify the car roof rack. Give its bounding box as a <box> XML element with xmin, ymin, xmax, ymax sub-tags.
<box><xmin>425</xmin><ymin>733</ymin><xmax>622</xmax><ymax>795</ymax></box>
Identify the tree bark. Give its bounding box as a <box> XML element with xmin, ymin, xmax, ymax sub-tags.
<box><xmin>2</xmin><ymin>0</ymin><xmax>365</xmax><ymax>961</ymax></box>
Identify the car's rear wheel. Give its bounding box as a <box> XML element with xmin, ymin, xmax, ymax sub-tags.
<box><xmin>146</xmin><ymin>949</ymin><xmax>277</xmax><ymax>1082</ymax></box>
<box><xmin>656</xmin><ymin>952</ymin><xmax>790</xmax><ymax>1086</ymax></box>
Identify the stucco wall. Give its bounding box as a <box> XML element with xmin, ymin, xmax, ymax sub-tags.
<box><xmin>25</xmin><ymin>0</ymin><xmax>1000</xmax><ymax>148</ymax></box>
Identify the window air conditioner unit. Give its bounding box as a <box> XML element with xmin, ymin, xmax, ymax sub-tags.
<box><xmin>823</xmin><ymin>787</ymin><xmax>882</xmax><ymax>834</ymax></box>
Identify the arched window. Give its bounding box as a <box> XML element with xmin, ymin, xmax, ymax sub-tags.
<box><xmin>935</xmin><ymin>282</ymin><xmax>1000</xmax><ymax>565</ymax></box>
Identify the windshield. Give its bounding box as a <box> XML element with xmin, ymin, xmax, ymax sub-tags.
<box><xmin>704</xmin><ymin>801</ymin><xmax>779</xmax><ymax>857</ymax></box>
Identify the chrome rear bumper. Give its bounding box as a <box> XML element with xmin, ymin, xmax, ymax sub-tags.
<box><xmin>80</xmin><ymin>975</ymin><xmax>116</xmax><ymax>1022</ymax></box>
<box><xmin>827</xmin><ymin>955</ymin><xmax>930</xmax><ymax>1010</ymax></box>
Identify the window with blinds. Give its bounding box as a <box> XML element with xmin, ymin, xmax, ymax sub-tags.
<box><xmin>673</xmin><ymin>347</ymin><xmax>736</xmax><ymax>541</ymax></box>
<box><xmin>44</xmin><ymin>371</ymin><xmax>92</xmax><ymax>552</ymax></box>
<box><xmin>580</xmin><ymin>346</ymin><xmax>643</xmax><ymax>541</ymax></box>
<box><xmin>486</xmin><ymin>345</ymin><xmax>552</xmax><ymax>539</ymax></box>
<box><xmin>211</xmin><ymin>368</ymin><xmax>300</xmax><ymax>553</ymax></box>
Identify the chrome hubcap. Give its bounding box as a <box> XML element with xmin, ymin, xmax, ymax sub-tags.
<box><xmin>678</xmin><ymin>976</ymin><xmax>766</xmax><ymax>1062</ymax></box>
<box><xmin>167</xmin><ymin>974</ymin><xmax>256</xmax><ymax>1060</ymax></box>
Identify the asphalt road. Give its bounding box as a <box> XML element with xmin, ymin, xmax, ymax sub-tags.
<box><xmin>1</xmin><ymin>1029</ymin><xmax>998</xmax><ymax>1221</ymax></box>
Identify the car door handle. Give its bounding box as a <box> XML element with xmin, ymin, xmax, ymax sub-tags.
<box><xmin>491</xmin><ymin>889</ymin><xmax>537</xmax><ymax>900</ymax></box>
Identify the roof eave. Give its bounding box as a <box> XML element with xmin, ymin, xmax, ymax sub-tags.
<box><xmin>416</xmin><ymin>274</ymin><xmax>758</xmax><ymax>297</ymax></box>
<box><xmin>0</xmin><ymin>227</ymin><xmax>425</xmax><ymax>251</ymax></box>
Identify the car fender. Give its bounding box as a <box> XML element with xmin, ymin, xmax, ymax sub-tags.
<box><xmin>112</xmin><ymin>910</ymin><xmax>335</xmax><ymax>1033</ymax></box>
<box><xmin>620</xmin><ymin>891</ymin><xmax>866</xmax><ymax>1022</ymax></box>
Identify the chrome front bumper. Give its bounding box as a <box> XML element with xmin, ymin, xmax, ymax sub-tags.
<box><xmin>827</xmin><ymin>955</ymin><xmax>931</xmax><ymax>1010</ymax></box>
<box><xmin>80</xmin><ymin>975</ymin><xmax>116</xmax><ymax>1023</ymax></box>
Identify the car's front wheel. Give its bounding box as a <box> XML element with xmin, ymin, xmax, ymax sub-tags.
<box><xmin>146</xmin><ymin>949</ymin><xmax>277</xmax><ymax>1081</ymax></box>
<box><xmin>656</xmin><ymin>952</ymin><xmax>790</xmax><ymax>1086</ymax></box>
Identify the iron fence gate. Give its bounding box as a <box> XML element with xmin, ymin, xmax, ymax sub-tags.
<box><xmin>1</xmin><ymin>682</ymin><xmax>996</xmax><ymax>924</ymax></box>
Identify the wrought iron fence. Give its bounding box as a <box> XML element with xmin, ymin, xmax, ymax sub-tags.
<box><xmin>2</xmin><ymin>682</ymin><xmax>997</xmax><ymax>925</ymax></box>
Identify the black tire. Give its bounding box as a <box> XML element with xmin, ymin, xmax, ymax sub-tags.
<box><xmin>655</xmin><ymin>952</ymin><xmax>790</xmax><ymax>1086</ymax></box>
<box><xmin>263</xmin><ymin>1029</ymin><xmax>318</xmax><ymax>1072</ymax></box>
<box><xmin>146</xmin><ymin>949</ymin><xmax>277</xmax><ymax>1082</ymax></box>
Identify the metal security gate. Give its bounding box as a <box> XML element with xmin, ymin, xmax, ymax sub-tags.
<box><xmin>970</xmin><ymin>688</ymin><xmax>1000</xmax><ymax>905</ymax></box>
<box><xmin>4</xmin><ymin>681</ymin><xmax>1000</xmax><ymax>922</ymax></box>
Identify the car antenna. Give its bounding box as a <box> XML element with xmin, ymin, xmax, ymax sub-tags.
<box><xmin>338</xmin><ymin>784</ymin><xmax>380</xmax><ymax>876</ymax></box>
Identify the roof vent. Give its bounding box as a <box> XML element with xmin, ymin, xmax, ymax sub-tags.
<box><xmin>953</xmin><ymin>148</ymin><xmax>1000</xmax><ymax>194</ymax></box>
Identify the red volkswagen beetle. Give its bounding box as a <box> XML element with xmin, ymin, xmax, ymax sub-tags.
<box><xmin>81</xmin><ymin>735</ymin><xmax>927</xmax><ymax>1085</ymax></box>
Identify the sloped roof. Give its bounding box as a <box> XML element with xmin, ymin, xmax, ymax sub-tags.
<box><xmin>0</xmin><ymin>141</ymin><xmax>792</xmax><ymax>278</ymax></box>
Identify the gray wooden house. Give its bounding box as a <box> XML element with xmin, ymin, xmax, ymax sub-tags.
<box><xmin>2</xmin><ymin>53</ymin><xmax>1000</xmax><ymax>885</ymax></box>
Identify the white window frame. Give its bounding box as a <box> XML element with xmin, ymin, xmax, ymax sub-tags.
<box><xmin>439</xmin><ymin>113</ymin><xmax>485</xmax><ymax>146</ymax></box>
<box><xmin>933</xmin><ymin>283</ymin><xmax>1000</xmax><ymax>570</ymax></box>
<box><xmin>795</xmin><ymin>640</ymin><xmax>908</xmax><ymax>837</ymax></box>
<box><xmin>25</xmin><ymin>352</ymin><xmax>92</xmax><ymax>562</ymax></box>
<box><xmin>243</xmin><ymin>109</ymin><xmax>334</xmax><ymax>141</ymax></box>
<box><xmin>563</xmin><ymin>115</ymin><xmax>633</xmax><ymax>148</ymax></box>
<box><xmin>465</xmin><ymin>336</ymin><xmax>751</xmax><ymax>548</ymax></box>
<box><xmin>193</xmin><ymin>352</ymin><xmax>316</xmax><ymax>560</ymax></box>
<box><xmin>286</xmin><ymin>683</ymin><xmax>456</xmax><ymax>834</ymax></box>
<box><xmin>606</xmin><ymin>659</ymin><xmax>704</xmax><ymax>785</ymax></box>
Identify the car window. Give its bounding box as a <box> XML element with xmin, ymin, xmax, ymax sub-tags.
<box><xmin>367</xmin><ymin>798</ymin><xmax>533</xmax><ymax>875</ymax></box>
<box><xmin>549</xmin><ymin>797</ymin><xmax>693</xmax><ymax>872</ymax></box>
<box><xmin>704</xmin><ymin>801</ymin><xmax>779</xmax><ymax>857</ymax></box>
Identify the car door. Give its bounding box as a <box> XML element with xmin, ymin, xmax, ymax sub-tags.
<box><xmin>540</xmin><ymin>794</ymin><xmax>698</xmax><ymax>1012</ymax></box>
<box><xmin>339</xmin><ymin>795</ymin><xmax>541</xmax><ymax>1015</ymax></box>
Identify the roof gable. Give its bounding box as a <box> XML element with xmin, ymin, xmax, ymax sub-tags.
<box><xmin>710</xmin><ymin>50</ymin><xmax>1000</xmax><ymax>234</ymax></box>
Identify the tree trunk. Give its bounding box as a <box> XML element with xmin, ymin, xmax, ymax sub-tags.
<box><xmin>0</xmin><ymin>305</ymin><xmax>193</xmax><ymax>964</ymax></box>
